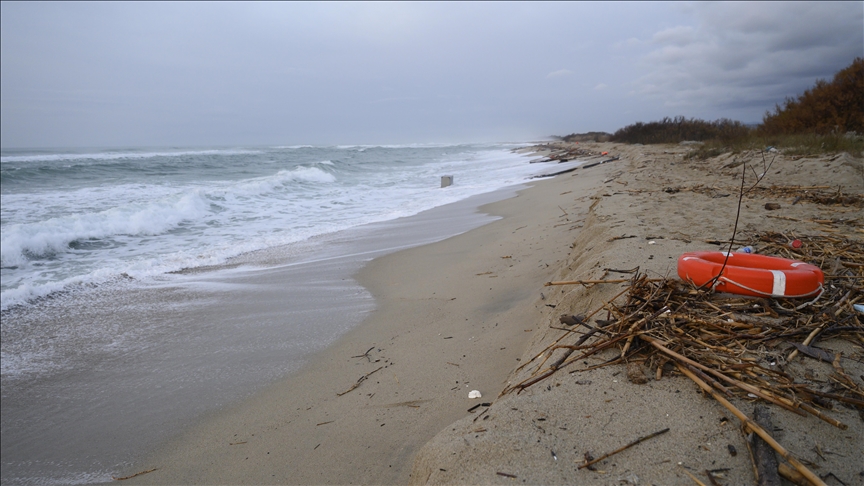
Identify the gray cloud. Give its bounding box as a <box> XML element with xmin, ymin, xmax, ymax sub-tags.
<box><xmin>630</xmin><ymin>2</ymin><xmax>862</xmax><ymax>119</ymax></box>
<box><xmin>2</xmin><ymin>2</ymin><xmax>861</xmax><ymax>148</ymax></box>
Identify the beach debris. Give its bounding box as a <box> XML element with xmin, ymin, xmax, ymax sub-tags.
<box><xmin>531</xmin><ymin>165</ymin><xmax>581</xmax><ymax>178</ymax></box>
<box><xmin>467</xmin><ymin>402</ymin><xmax>491</xmax><ymax>412</ymax></box>
<box><xmin>503</xmin><ymin>231</ymin><xmax>860</xmax><ymax>481</ymax></box>
<box><xmin>337</xmin><ymin>366</ymin><xmax>383</xmax><ymax>396</ymax></box>
<box><xmin>112</xmin><ymin>468</ymin><xmax>159</xmax><ymax>481</ymax></box>
<box><xmin>777</xmin><ymin>463</ymin><xmax>811</xmax><ymax>486</ymax></box>
<box><xmin>545</xmin><ymin>277</ymin><xmax>663</xmax><ymax>287</ymax></box>
<box><xmin>577</xmin><ymin>428</ymin><xmax>669</xmax><ymax>470</ymax></box>
<box><xmin>468</xmin><ymin>390</ymin><xmax>482</xmax><ymax>399</ymax></box>
<box><xmin>764</xmin><ymin>203</ymin><xmax>782</xmax><ymax>210</ymax></box>
<box><xmin>496</xmin><ymin>471</ymin><xmax>517</xmax><ymax>479</ymax></box>
<box><xmin>351</xmin><ymin>346</ymin><xmax>376</xmax><ymax>362</ymax></box>
<box><xmin>677</xmin><ymin>364</ymin><xmax>826</xmax><ymax>486</ymax></box>
<box><xmin>750</xmin><ymin>405</ymin><xmax>781</xmax><ymax>486</ymax></box>
<box><xmin>678</xmin><ymin>466</ymin><xmax>707</xmax><ymax>486</ymax></box>
<box><xmin>626</xmin><ymin>362</ymin><xmax>649</xmax><ymax>384</ymax></box>
<box><xmin>608</xmin><ymin>234</ymin><xmax>638</xmax><ymax>242</ymax></box>
<box><xmin>582</xmin><ymin>452</ymin><xmax>598</xmax><ymax>471</ymax></box>
<box><xmin>559</xmin><ymin>314</ymin><xmax>585</xmax><ymax>326</ymax></box>
<box><xmin>790</xmin><ymin>343</ymin><xmax>836</xmax><ymax>363</ymax></box>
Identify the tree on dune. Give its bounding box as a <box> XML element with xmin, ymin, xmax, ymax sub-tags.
<box><xmin>759</xmin><ymin>57</ymin><xmax>864</xmax><ymax>136</ymax></box>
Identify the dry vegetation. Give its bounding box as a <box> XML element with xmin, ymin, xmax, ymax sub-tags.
<box><xmin>585</xmin><ymin>58</ymin><xmax>864</xmax><ymax>158</ymax></box>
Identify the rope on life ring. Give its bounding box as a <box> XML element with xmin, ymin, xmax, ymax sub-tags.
<box><xmin>677</xmin><ymin>251</ymin><xmax>824</xmax><ymax>299</ymax></box>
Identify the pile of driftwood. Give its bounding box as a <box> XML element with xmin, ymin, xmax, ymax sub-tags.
<box><xmin>528</xmin><ymin>143</ymin><xmax>610</xmax><ymax>163</ymax></box>
<box><xmin>667</xmin><ymin>184</ymin><xmax>863</xmax><ymax>211</ymax></box>
<box><xmin>504</xmin><ymin>233</ymin><xmax>862</xmax><ymax>485</ymax></box>
<box><xmin>749</xmin><ymin>185</ymin><xmax>864</xmax><ymax>208</ymax></box>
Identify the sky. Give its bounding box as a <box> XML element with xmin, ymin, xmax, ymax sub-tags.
<box><xmin>1</xmin><ymin>1</ymin><xmax>862</xmax><ymax>148</ymax></box>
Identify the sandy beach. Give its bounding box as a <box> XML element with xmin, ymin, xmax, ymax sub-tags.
<box><xmin>125</xmin><ymin>142</ymin><xmax>863</xmax><ymax>485</ymax></box>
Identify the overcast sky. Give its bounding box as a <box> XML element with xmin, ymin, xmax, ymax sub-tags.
<box><xmin>2</xmin><ymin>1</ymin><xmax>862</xmax><ymax>148</ymax></box>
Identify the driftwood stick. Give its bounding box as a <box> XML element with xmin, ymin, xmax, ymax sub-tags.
<box><xmin>578</xmin><ymin>428</ymin><xmax>669</xmax><ymax>470</ymax></box>
<box><xmin>676</xmin><ymin>363</ymin><xmax>826</xmax><ymax>486</ymax></box>
<box><xmin>791</xmin><ymin>387</ymin><xmax>864</xmax><ymax>407</ymax></box>
<box><xmin>513</xmin><ymin>287</ymin><xmax>630</xmax><ymax>376</ymax></box>
<box><xmin>336</xmin><ymin>366</ymin><xmax>383</xmax><ymax>396</ymax></box>
<box><xmin>642</xmin><ymin>336</ymin><xmax>804</xmax><ymax>414</ymax></box>
<box><xmin>112</xmin><ymin>468</ymin><xmax>158</xmax><ymax>481</ymax></box>
<box><xmin>797</xmin><ymin>402</ymin><xmax>848</xmax><ymax>430</ymax></box>
<box><xmin>545</xmin><ymin>278</ymin><xmax>663</xmax><ymax>286</ymax></box>
<box><xmin>777</xmin><ymin>462</ymin><xmax>811</xmax><ymax>486</ymax></box>
<box><xmin>640</xmin><ymin>335</ymin><xmax>805</xmax><ymax>416</ymax></box>
<box><xmin>620</xmin><ymin>305</ymin><xmax>669</xmax><ymax>358</ymax></box>
<box><xmin>787</xmin><ymin>323</ymin><xmax>827</xmax><ymax>361</ymax></box>
<box><xmin>679</xmin><ymin>467</ymin><xmax>708</xmax><ymax>486</ymax></box>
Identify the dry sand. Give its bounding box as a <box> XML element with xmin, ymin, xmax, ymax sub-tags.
<box><xmin>126</xmin><ymin>142</ymin><xmax>863</xmax><ymax>485</ymax></box>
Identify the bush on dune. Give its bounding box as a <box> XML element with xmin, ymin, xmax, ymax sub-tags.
<box><xmin>609</xmin><ymin>117</ymin><xmax>751</xmax><ymax>145</ymax></box>
<box><xmin>570</xmin><ymin>58</ymin><xmax>863</xmax><ymax>157</ymax></box>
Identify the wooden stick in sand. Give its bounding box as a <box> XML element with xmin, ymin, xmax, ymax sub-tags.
<box><xmin>112</xmin><ymin>468</ymin><xmax>158</xmax><ymax>481</ymax></box>
<box><xmin>640</xmin><ymin>335</ymin><xmax>805</xmax><ymax>416</ymax></box>
<box><xmin>337</xmin><ymin>366</ymin><xmax>383</xmax><ymax>396</ymax></box>
<box><xmin>619</xmin><ymin>305</ymin><xmax>669</xmax><ymax>358</ymax></box>
<box><xmin>578</xmin><ymin>428</ymin><xmax>669</xmax><ymax>470</ymax></box>
<box><xmin>545</xmin><ymin>278</ymin><xmax>663</xmax><ymax>286</ymax></box>
<box><xmin>675</xmin><ymin>363</ymin><xmax>826</xmax><ymax>486</ymax></box>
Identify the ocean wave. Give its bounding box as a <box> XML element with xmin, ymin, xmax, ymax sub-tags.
<box><xmin>0</xmin><ymin>192</ymin><xmax>211</xmax><ymax>267</ymax></box>
<box><xmin>229</xmin><ymin>166</ymin><xmax>336</xmax><ymax>197</ymax></box>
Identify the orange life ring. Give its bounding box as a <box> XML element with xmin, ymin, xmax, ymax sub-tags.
<box><xmin>677</xmin><ymin>251</ymin><xmax>823</xmax><ymax>298</ymax></box>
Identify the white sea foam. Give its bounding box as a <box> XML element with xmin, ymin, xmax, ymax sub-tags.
<box><xmin>1</xmin><ymin>192</ymin><xmax>210</xmax><ymax>267</ymax></box>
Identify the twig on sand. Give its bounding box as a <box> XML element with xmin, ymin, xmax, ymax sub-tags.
<box><xmin>112</xmin><ymin>468</ymin><xmax>158</xmax><ymax>481</ymax></box>
<box><xmin>679</xmin><ymin>466</ymin><xmax>708</xmax><ymax>486</ymax></box>
<box><xmin>578</xmin><ymin>428</ymin><xmax>669</xmax><ymax>470</ymax></box>
<box><xmin>545</xmin><ymin>278</ymin><xmax>662</xmax><ymax>286</ymax></box>
<box><xmin>351</xmin><ymin>346</ymin><xmax>376</xmax><ymax>362</ymax></box>
<box><xmin>337</xmin><ymin>366</ymin><xmax>383</xmax><ymax>396</ymax></box>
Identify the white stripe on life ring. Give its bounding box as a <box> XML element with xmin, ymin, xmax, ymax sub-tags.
<box><xmin>771</xmin><ymin>270</ymin><xmax>786</xmax><ymax>296</ymax></box>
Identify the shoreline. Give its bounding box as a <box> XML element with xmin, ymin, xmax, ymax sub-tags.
<box><xmin>119</xmin><ymin>152</ymin><xmax>616</xmax><ymax>484</ymax></box>
<box><xmin>125</xmin><ymin>142</ymin><xmax>863</xmax><ymax>484</ymax></box>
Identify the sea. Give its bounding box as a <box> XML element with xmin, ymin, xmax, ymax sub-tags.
<box><xmin>0</xmin><ymin>143</ymin><xmax>576</xmax><ymax>484</ymax></box>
